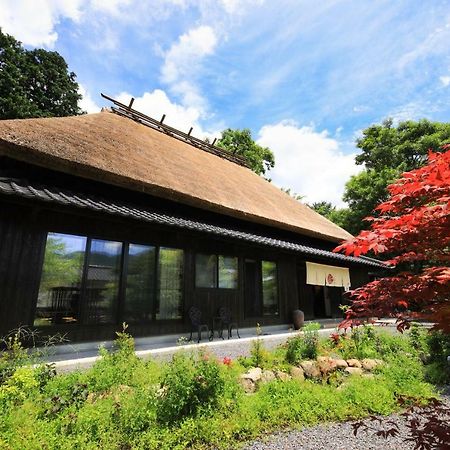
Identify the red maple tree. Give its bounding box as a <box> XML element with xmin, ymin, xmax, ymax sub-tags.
<box><xmin>334</xmin><ymin>146</ymin><xmax>450</xmax><ymax>333</ymax></box>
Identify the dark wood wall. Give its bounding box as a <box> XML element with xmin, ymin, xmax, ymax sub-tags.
<box><xmin>0</xmin><ymin>195</ymin><xmax>374</xmax><ymax>343</ymax></box>
<box><xmin>0</xmin><ymin>203</ymin><xmax>46</xmax><ymax>333</ymax></box>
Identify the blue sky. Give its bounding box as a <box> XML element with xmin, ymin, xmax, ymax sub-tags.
<box><xmin>1</xmin><ymin>0</ymin><xmax>449</xmax><ymax>206</ymax></box>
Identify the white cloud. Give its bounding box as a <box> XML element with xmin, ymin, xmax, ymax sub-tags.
<box><xmin>388</xmin><ymin>100</ymin><xmax>441</xmax><ymax>124</ymax></box>
<box><xmin>161</xmin><ymin>25</ymin><xmax>217</xmax><ymax>83</ymax></box>
<box><xmin>440</xmin><ymin>76</ymin><xmax>450</xmax><ymax>87</ymax></box>
<box><xmin>115</xmin><ymin>89</ymin><xmax>220</xmax><ymax>141</ymax></box>
<box><xmin>89</xmin><ymin>0</ymin><xmax>133</xmax><ymax>16</ymax></box>
<box><xmin>398</xmin><ymin>22</ymin><xmax>450</xmax><ymax>70</ymax></box>
<box><xmin>78</xmin><ymin>85</ymin><xmax>100</xmax><ymax>113</ymax></box>
<box><xmin>161</xmin><ymin>25</ymin><xmax>218</xmax><ymax>111</ymax></box>
<box><xmin>0</xmin><ymin>0</ymin><xmax>85</xmax><ymax>47</ymax></box>
<box><xmin>257</xmin><ymin>121</ymin><xmax>361</xmax><ymax>207</ymax></box>
<box><xmin>219</xmin><ymin>0</ymin><xmax>264</xmax><ymax>15</ymax></box>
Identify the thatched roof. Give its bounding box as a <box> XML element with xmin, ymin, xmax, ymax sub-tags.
<box><xmin>0</xmin><ymin>111</ymin><xmax>352</xmax><ymax>242</ymax></box>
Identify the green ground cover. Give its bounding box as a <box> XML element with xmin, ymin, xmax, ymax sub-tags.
<box><xmin>0</xmin><ymin>324</ymin><xmax>448</xmax><ymax>450</ymax></box>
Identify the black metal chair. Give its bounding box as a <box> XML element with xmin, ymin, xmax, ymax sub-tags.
<box><xmin>188</xmin><ymin>306</ymin><xmax>211</xmax><ymax>343</ymax></box>
<box><xmin>218</xmin><ymin>306</ymin><xmax>240</xmax><ymax>339</ymax></box>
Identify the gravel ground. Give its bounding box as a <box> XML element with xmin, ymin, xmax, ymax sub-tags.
<box><xmin>243</xmin><ymin>388</ymin><xmax>450</xmax><ymax>450</ymax></box>
<box><xmin>150</xmin><ymin>333</ymin><xmax>296</xmax><ymax>362</ymax></box>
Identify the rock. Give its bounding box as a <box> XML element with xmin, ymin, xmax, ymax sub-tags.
<box><xmin>345</xmin><ymin>367</ymin><xmax>363</xmax><ymax>376</ymax></box>
<box><xmin>300</xmin><ymin>361</ymin><xmax>321</xmax><ymax>379</ymax></box>
<box><xmin>260</xmin><ymin>369</ymin><xmax>276</xmax><ymax>384</ymax></box>
<box><xmin>290</xmin><ymin>366</ymin><xmax>305</xmax><ymax>381</ymax></box>
<box><xmin>317</xmin><ymin>357</ymin><xmax>337</xmax><ymax>375</ymax></box>
<box><xmin>275</xmin><ymin>370</ymin><xmax>292</xmax><ymax>382</ymax></box>
<box><xmin>244</xmin><ymin>367</ymin><xmax>262</xmax><ymax>382</ymax></box>
<box><xmin>347</xmin><ymin>359</ymin><xmax>362</xmax><ymax>368</ymax></box>
<box><xmin>334</xmin><ymin>359</ymin><xmax>348</xmax><ymax>369</ymax></box>
<box><xmin>361</xmin><ymin>359</ymin><xmax>379</xmax><ymax>371</ymax></box>
<box><xmin>239</xmin><ymin>376</ymin><xmax>256</xmax><ymax>393</ymax></box>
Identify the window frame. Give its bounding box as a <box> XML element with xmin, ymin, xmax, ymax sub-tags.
<box><xmin>34</xmin><ymin>231</ymin><xmax>185</xmax><ymax>328</ymax></box>
<box><xmin>244</xmin><ymin>258</ymin><xmax>280</xmax><ymax>319</ymax></box>
<box><xmin>261</xmin><ymin>260</ymin><xmax>279</xmax><ymax>317</ymax></box>
<box><xmin>194</xmin><ymin>253</ymin><xmax>239</xmax><ymax>290</ymax></box>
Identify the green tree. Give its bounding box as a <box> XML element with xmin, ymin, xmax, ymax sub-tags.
<box><xmin>39</xmin><ymin>237</ymin><xmax>84</xmax><ymax>293</ymax></box>
<box><xmin>0</xmin><ymin>29</ymin><xmax>82</xmax><ymax>119</ymax></box>
<box><xmin>217</xmin><ymin>128</ymin><xmax>275</xmax><ymax>176</ymax></box>
<box><xmin>342</xmin><ymin>119</ymin><xmax>450</xmax><ymax>235</ymax></box>
<box><xmin>309</xmin><ymin>201</ymin><xmax>351</xmax><ymax>231</ymax></box>
<box><xmin>281</xmin><ymin>187</ymin><xmax>304</xmax><ymax>201</ymax></box>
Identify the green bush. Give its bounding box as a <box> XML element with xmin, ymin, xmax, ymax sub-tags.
<box><xmin>408</xmin><ymin>323</ymin><xmax>428</xmax><ymax>353</ymax></box>
<box><xmin>423</xmin><ymin>330</ymin><xmax>450</xmax><ymax>384</ymax></box>
<box><xmin>156</xmin><ymin>351</ymin><xmax>225</xmax><ymax>424</ymax></box>
<box><xmin>0</xmin><ymin>326</ymin><xmax>443</xmax><ymax>450</ymax></box>
<box><xmin>426</xmin><ymin>330</ymin><xmax>450</xmax><ymax>362</ymax></box>
<box><xmin>0</xmin><ymin>332</ymin><xmax>30</xmax><ymax>385</ymax></box>
<box><xmin>286</xmin><ymin>323</ymin><xmax>320</xmax><ymax>364</ymax></box>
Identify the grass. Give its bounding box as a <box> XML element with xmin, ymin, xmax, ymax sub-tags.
<box><xmin>0</xmin><ymin>324</ymin><xmax>445</xmax><ymax>450</ymax></box>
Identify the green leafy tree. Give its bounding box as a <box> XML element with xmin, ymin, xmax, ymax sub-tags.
<box><xmin>281</xmin><ymin>187</ymin><xmax>304</xmax><ymax>201</ymax></box>
<box><xmin>39</xmin><ymin>237</ymin><xmax>84</xmax><ymax>293</ymax></box>
<box><xmin>342</xmin><ymin>118</ymin><xmax>450</xmax><ymax>235</ymax></box>
<box><xmin>217</xmin><ymin>128</ymin><xmax>275</xmax><ymax>176</ymax></box>
<box><xmin>0</xmin><ymin>29</ymin><xmax>82</xmax><ymax>119</ymax></box>
<box><xmin>309</xmin><ymin>201</ymin><xmax>351</xmax><ymax>231</ymax></box>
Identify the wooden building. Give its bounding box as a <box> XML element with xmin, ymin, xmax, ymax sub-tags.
<box><xmin>0</xmin><ymin>99</ymin><xmax>383</xmax><ymax>342</ymax></box>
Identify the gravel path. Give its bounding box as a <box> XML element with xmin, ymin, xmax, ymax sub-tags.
<box><xmin>151</xmin><ymin>333</ymin><xmax>295</xmax><ymax>362</ymax></box>
<box><xmin>243</xmin><ymin>388</ymin><xmax>450</xmax><ymax>450</ymax></box>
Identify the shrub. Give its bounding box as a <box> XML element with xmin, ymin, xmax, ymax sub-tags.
<box><xmin>423</xmin><ymin>330</ymin><xmax>450</xmax><ymax>384</ymax></box>
<box><xmin>380</xmin><ymin>354</ymin><xmax>435</xmax><ymax>401</ymax></box>
<box><xmin>408</xmin><ymin>323</ymin><xmax>428</xmax><ymax>353</ymax></box>
<box><xmin>0</xmin><ymin>332</ymin><xmax>30</xmax><ymax>385</ymax></box>
<box><xmin>0</xmin><ymin>366</ymin><xmax>38</xmax><ymax>409</ymax></box>
<box><xmin>426</xmin><ymin>330</ymin><xmax>450</xmax><ymax>363</ymax></box>
<box><xmin>84</xmin><ymin>324</ymin><xmax>143</xmax><ymax>392</ymax></box>
<box><xmin>286</xmin><ymin>322</ymin><xmax>320</xmax><ymax>364</ymax></box>
<box><xmin>156</xmin><ymin>351</ymin><xmax>225</xmax><ymax>424</ymax></box>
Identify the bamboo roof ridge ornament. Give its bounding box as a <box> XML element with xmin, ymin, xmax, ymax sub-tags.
<box><xmin>101</xmin><ymin>93</ymin><xmax>250</xmax><ymax>168</ymax></box>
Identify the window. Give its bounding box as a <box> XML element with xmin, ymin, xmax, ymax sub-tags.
<box><xmin>218</xmin><ymin>255</ymin><xmax>238</xmax><ymax>289</ymax></box>
<box><xmin>85</xmin><ymin>239</ymin><xmax>122</xmax><ymax>324</ymax></box>
<box><xmin>262</xmin><ymin>261</ymin><xmax>278</xmax><ymax>316</ymax></box>
<box><xmin>195</xmin><ymin>254</ymin><xmax>238</xmax><ymax>289</ymax></box>
<box><xmin>156</xmin><ymin>248</ymin><xmax>183</xmax><ymax>320</ymax></box>
<box><xmin>124</xmin><ymin>244</ymin><xmax>156</xmax><ymax>323</ymax></box>
<box><xmin>195</xmin><ymin>254</ymin><xmax>217</xmax><ymax>288</ymax></box>
<box><xmin>35</xmin><ymin>232</ymin><xmax>185</xmax><ymax>326</ymax></box>
<box><xmin>35</xmin><ymin>233</ymin><xmax>86</xmax><ymax>326</ymax></box>
<box><xmin>244</xmin><ymin>259</ymin><xmax>279</xmax><ymax>317</ymax></box>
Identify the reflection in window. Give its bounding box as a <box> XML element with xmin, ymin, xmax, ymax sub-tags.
<box><xmin>262</xmin><ymin>261</ymin><xmax>278</xmax><ymax>316</ymax></box>
<box><xmin>35</xmin><ymin>233</ymin><xmax>86</xmax><ymax>326</ymax></box>
<box><xmin>85</xmin><ymin>239</ymin><xmax>122</xmax><ymax>324</ymax></box>
<box><xmin>218</xmin><ymin>256</ymin><xmax>238</xmax><ymax>289</ymax></box>
<box><xmin>157</xmin><ymin>248</ymin><xmax>183</xmax><ymax>320</ymax></box>
<box><xmin>124</xmin><ymin>244</ymin><xmax>156</xmax><ymax>323</ymax></box>
<box><xmin>195</xmin><ymin>254</ymin><xmax>216</xmax><ymax>288</ymax></box>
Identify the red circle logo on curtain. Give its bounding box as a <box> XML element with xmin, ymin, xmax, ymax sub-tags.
<box><xmin>327</xmin><ymin>273</ymin><xmax>334</xmax><ymax>284</ymax></box>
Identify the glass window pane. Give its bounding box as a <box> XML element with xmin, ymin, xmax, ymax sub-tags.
<box><xmin>85</xmin><ymin>239</ymin><xmax>122</xmax><ymax>324</ymax></box>
<box><xmin>195</xmin><ymin>254</ymin><xmax>217</xmax><ymax>288</ymax></box>
<box><xmin>262</xmin><ymin>261</ymin><xmax>278</xmax><ymax>316</ymax></box>
<box><xmin>218</xmin><ymin>256</ymin><xmax>238</xmax><ymax>289</ymax></box>
<box><xmin>35</xmin><ymin>233</ymin><xmax>86</xmax><ymax>326</ymax></box>
<box><xmin>124</xmin><ymin>244</ymin><xmax>156</xmax><ymax>323</ymax></box>
<box><xmin>244</xmin><ymin>259</ymin><xmax>261</xmax><ymax>318</ymax></box>
<box><xmin>156</xmin><ymin>248</ymin><xmax>183</xmax><ymax>320</ymax></box>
